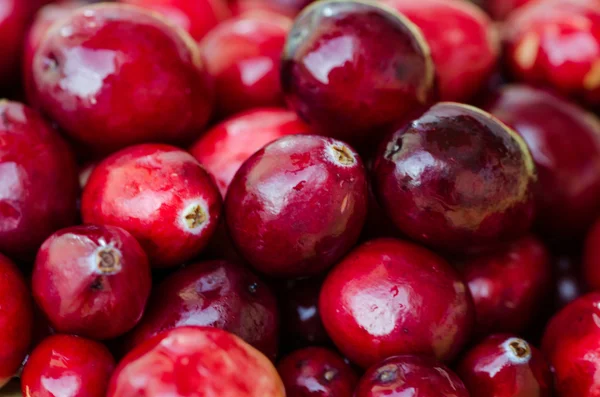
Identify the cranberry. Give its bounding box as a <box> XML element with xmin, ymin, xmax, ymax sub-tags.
<box><xmin>553</xmin><ymin>254</ymin><xmax>586</xmax><ymax>310</ymax></box>
<box><xmin>21</xmin><ymin>335</ymin><xmax>116</xmax><ymax>397</ymax></box>
<box><xmin>226</xmin><ymin>135</ymin><xmax>368</xmax><ymax>278</ymax></box>
<box><xmin>231</xmin><ymin>0</ymin><xmax>313</xmax><ymax>17</ymax></box>
<box><xmin>124</xmin><ymin>260</ymin><xmax>279</xmax><ymax>360</ymax></box>
<box><xmin>281</xmin><ymin>0</ymin><xmax>435</xmax><ymax>144</ymax></box>
<box><xmin>458</xmin><ymin>334</ymin><xmax>553</xmax><ymax>397</ymax></box>
<box><xmin>355</xmin><ymin>355</ymin><xmax>468</xmax><ymax>397</ymax></box>
<box><xmin>0</xmin><ymin>100</ymin><xmax>78</xmax><ymax>261</ymax></box>
<box><xmin>81</xmin><ymin>144</ymin><xmax>222</xmax><ymax>268</ymax></box>
<box><xmin>0</xmin><ymin>254</ymin><xmax>33</xmax><ymax>387</ymax></box>
<box><xmin>381</xmin><ymin>0</ymin><xmax>498</xmax><ymax>102</ymax></box>
<box><xmin>107</xmin><ymin>327</ymin><xmax>285</xmax><ymax>396</ymax></box>
<box><xmin>503</xmin><ymin>0</ymin><xmax>600</xmax><ymax>108</ymax></box>
<box><xmin>584</xmin><ymin>218</ymin><xmax>600</xmax><ymax>291</ymax></box>
<box><xmin>374</xmin><ymin>102</ymin><xmax>536</xmax><ymax>254</ymax></box>
<box><xmin>481</xmin><ymin>0</ymin><xmax>535</xmax><ymax>20</ymax></box>
<box><xmin>320</xmin><ymin>238</ymin><xmax>474</xmax><ymax>368</ymax></box>
<box><xmin>485</xmin><ymin>85</ymin><xmax>600</xmax><ymax>241</ymax></box>
<box><xmin>31</xmin><ymin>3</ymin><xmax>214</xmax><ymax>154</ymax></box>
<box><xmin>277</xmin><ymin>347</ymin><xmax>358</xmax><ymax>396</ymax></box>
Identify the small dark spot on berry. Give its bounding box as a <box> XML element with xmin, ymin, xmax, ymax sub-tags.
<box><xmin>248</xmin><ymin>282</ymin><xmax>258</xmax><ymax>294</ymax></box>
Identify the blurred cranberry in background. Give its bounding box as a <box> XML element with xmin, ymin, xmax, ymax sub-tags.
<box><xmin>230</xmin><ymin>0</ymin><xmax>313</xmax><ymax>17</ymax></box>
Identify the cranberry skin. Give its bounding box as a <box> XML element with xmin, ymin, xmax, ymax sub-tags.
<box><xmin>482</xmin><ymin>0</ymin><xmax>534</xmax><ymax>20</ymax></box>
<box><xmin>458</xmin><ymin>334</ymin><xmax>553</xmax><ymax>397</ymax></box>
<box><xmin>108</xmin><ymin>327</ymin><xmax>285</xmax><ymax>396</ymax></box>
<box><xmin>485</xmin><ymin>85</ymin><xmax>600</xmax><ymax>241</ymax></box>
<box><xmin>0</xmin><ymin>101</ymin><xmax>78</xmax><ymax>261</ymax></box>
<box><xmin>277</xmin><ymin>347</ymin><xmax>358</xmax><ymax>396</ymax></box>
<box><xmin>0</xmin><ymin>254</ymin><xmax>33</xmax><ymax>387</ymax></box>
<box><xmin>281</xmin><ymin>0</ymin><xmax>435</xmax><ymax>143</ymax></box>
<box><xmin>320</xmin><ymin>238</ymin><xmax>474</xmax><ymax>368</ymax></box>
<box><xmin>190</xmin><ymin>108</ymin><xmax>310</xmax><ymax>196</ymax></box>
<box><xmin>226</xmin><ymin>135</ymin><xmax>368</xmax><ymax>278</ymax></box>
<box><xmin>355</xmin><ymin>355</ymin><xmax>468</xmax><ymax>397</ymax></box>
<box><xmin>374</xmin><ymin>102</ymin><xmax>536</xmax><ymax>254</ymax></box>
<box><xmin>231</xmin><ymin>0</ymin><xmax>313</xmax><ymax>17</ymax></box>
<box><xmin>584</xmin><ymin>218</ymin><xmax>600</xmax><ymax>291</ymax></box>
<box><xmin>81</xmin><ymin>144</ymin><xmax>222</xmax><ymax>268</ymax></box>
<box><xmin>553</xmin><ymin>254</ymin><xmax>586</xmax><ymax>310</ymax></box>
<box><xmin>31</xmin><ymin>4</ymin><xmax>214</xmax><ymax>154</ymax></box>
<box><xmin>125</xmin><ymin>260</ymin><xmax>278</xmax><ymax>360</ymax></box>
<box><xmin>21</xmin><ymin>335</ymin><xmax>115</xmax><ymax>397</ymax></box>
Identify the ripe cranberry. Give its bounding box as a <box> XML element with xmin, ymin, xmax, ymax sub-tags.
<box><xmin>374</xmin><ymin>102</ymin><xmax>536</xmax><ymax>254</ymax></box>
<box><xmin>120</xmin><ymin>0</ymin><xmax>231</xmax><ymax>41</ymax></box>
<box><xmin>503</xmin><ymin>0</ymin><xmax>600</xmax><ymax>108</ymax></box>
<box><xmin>125</xmin><ymin>260</ymin><xmax>278</xmax><ymax>360</ymax></box>
<box><xmin>31</xmin><ymin>3</ymin><xmax>214</xmax><ymax>154</ymax></box>
<box><xmin>0</xmin><ymin>254</ymin><xmax>33</xmax><ymax>387</ymax></box>
<box><xmin>81</xmin><ymin>144</ymin><xmax>222</xmax><ymax>268</ymax></box>
<box><xmin>231</xmin><ymin>0</ymin><xmax>313</xmax><ymax>17</ymax></box>
<box><xmin>485</xmin><ymin>85</ymin><xmax>600</xmax><ymax>241</ymax></box>
<box><xmin>381</xmin><ymin>0</ymin><xmax>498</xmax><ymax>102</ymax></box>
<box><xmin>481</xmin><ymin>0</ymin><xmax>535</xmax><ymax>20</ymax></box>
<box><xmin>0</xmin><ymin>100</ymin><xmax>78</xmax><ymax>261</ymax></box>
<box><xmin>281</xmin><ymin>0</ymin><xmax>435</xmax><ymax>144</ymax></box>
<box><xmin>584</xmin><ymin>218</ymin><xmax>600</xmax><ymax>291</ymax></box>
<box><xmin>226</xmin><ymin>135</ymin><xmax>368</xmax><ymax>278</ymax></box>
<box><xmin>458</xmin><ymin>334</ymin><xmax>553</xmax><ymax>397</ymax></box>
<box><xmin>21</xmin><ymin>335</ymin><xmax>115</xmax><ymax>397</ymax></box>
<box><xmin>320</xmin><ymin>238</ymin><xmax>474</xmax><ymax>368</ymax></box>
<box><xmin>277</xmin><ymin>347</ymin><xmax>358</xmax><ymax>396</ymax></box>
<box><xmin>108</xmin><ymin>327</ymin><xmax>285</xmax><ymax>396</ymax></box>
<box><xmin>355</xmin><ymin>355</ymin><xmax>468</xmax><ymax>397</ymax></box>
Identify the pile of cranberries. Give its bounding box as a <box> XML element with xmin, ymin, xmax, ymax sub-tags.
<box><xmin>2</xmin><ymin>0</ymin><xmax>600</xmax><ymax>395</ymax></box>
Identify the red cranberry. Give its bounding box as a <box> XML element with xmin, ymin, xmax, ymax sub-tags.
<box><xmin>458</xmin><ymin>334</ymin><xmax>553</xmax><ymax>397</ymax></box>
<box><xmin>320</xmin><ymin>238</ymin><xmax>474</xmax><ymax>368</ymax></box>
<box><xmin>107</xmin><ymin>327</ymin><xmax>285</xmax><ymax>396</ymax></box>
<box><xmin>355</xmin><ymin>355</ymin><xmax>468</xmax><ymax>397</ymax></box>
<box><xmin>277</xmin><ymin>347</ymin><xmax>358</xmax><ymax>396</ymax></box>
<box><xmin>0</xmin><ymin>100</ymin><xmax>78</xmax><ymax>261</ymax></box>
<box><xmin>374</xmin><ymin>102</ymin><xmax>536</xmax><ymax>254</ymax></box>
<box><xmin>190</xmin><ymin>108</ymin><xmax>310</xmax><ymax>196</ymax></box>
<box><xmin>553</xmin><ymin>254</ymin><xmax>586</xmax><ymax>310</ymax></box>
<box><xmin>81</xmin><ymin>144</ymin><xmax>222</xmax><ymax>268</ymax></box>
<box><xmin>0</xmin><ymin>254</ymin><xmax>33</xmax><ymax>387</ymax></box>
<box><xmin>485</xmin><ymin>85</ymin><xmax>600</xmax><ymax>241</ymax></box>
<box><xmin>31</xmin><ymin>3</ymin><xmax>214</xmax><ymax>154</ymax></box>
<box><xmin>281</xmin><ymin>0</ymin><xmax>435</xmax><ymax>144</ymax></box>
<box><xmin>584</xmin><ymin>218</ymin><xmax>600</xmax><ymax>291</ymax></box>
<box><xmin>231</xmin><ymin>0</ymin><xmax>313</xmax><ymax>17</ymax></box>
<box><xmin>199</xmin><ymin>12</ymin><xmax>291</xmax><ymax>118</ymax></box>
<box><xmin>21</xmin><ymin>335</ymin><xmax>115</xmax><ymax>397</ymax></box>
<box><xmin>381</xmin><ymin>0</ymin><xmax>498</xmax><ymax>102</ymax></box>
<box><xmin>482</xmin><ymin>0</ymin><xmax>535</xmax><ymax>20</ymax></box>
<box><xmin>226</xmin><ymin>135</ymin><xmax>368</xmax><ymax>278</ymax></box>
<box><xmin>503</xmin><ymin>0</ymin><xmax>600</xmax><ymax>108</ymax></box>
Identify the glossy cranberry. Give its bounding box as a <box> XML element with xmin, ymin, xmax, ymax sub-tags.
<box><xmin>81</xmin><ymin>144</ymin><xmax>222</xmax><ymax>268</ymax></box>
<box><xmin>31</xmin><ymin>3</ymin><xmax>214</xmax><ymax>154</ymax></box>
<box><xmin>503</xmin><ymin>0</ymin><xmax>600</xmax><ymax>108</ymax></box>
<box><xmin>458</xmin><ymin>334</ymin><xmax>553</xmax><ymax>397</ymax></box>
<box><xmin>281</xmin><ymin>0</ymin><xmax>435</xmax><ymax>144</ymax></box>
<box><xmin>485</xmin><ymin>85</ymin><xmax>600</xmax><ymax>241</ymax></box>
<box><xmin>277</xmin><ymin>347</ymin><xmax>358</xmax><ymax>396</ymax></box>
<box><xmin>381</xmin><ymin>0</ymin><xmax>498</xmax><ymax>102</ymax></box>
<box><xmin>374</xmin><ymin>102</ymin><xmax>536</xmax><ymax>254</ymax></box>
<box><xmin>231</xmin><ymin>0</ymin><xmax>313</xmax><ymax>17</ymax></box>
<box><xmin>0</xmin><ymin>100</ymin><xmax>78</xmax><ymax>261</ymax></box>
<box><xmin>21</xmin><ymin>335</ymin><xmax>115</xmax><ymax>397</ymax></box>
<box><xmin>108</xmin><ymin>327</ymin><xmax>285</xmax><ymax>396</ymax></box>
<box><xmin>355</xmin><ymin>355</ymin><xmax>468</xmax><ymax>397</ymax></box>
<box><xmin>481</xmin><ymin>0</ymin><xmax>535</xmax><ymax>20</ymax></box>
<box><xmin>553</xmin><ymin>254</ymin><xmax>586</xmax><ymax>309</ymax></box>
<box><xmin>320</xmin><ymin>238</ymin><xmax>474</xmax><ymax>368</ymax></box>
<box><xmin>190</xmin><ymin>108</ymin><xmax>310</xmax><ymax>196</ymax></box>
<box><xmin>226</xmin><ymin>135</ymin><xmax>368</xmax><ymax>278</ymax></box>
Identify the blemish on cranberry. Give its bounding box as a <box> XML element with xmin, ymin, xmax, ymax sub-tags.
<box><xmin>185</xmin><ymin>205</ymin><xmax>207</xmax><ymax>229</ymax></box>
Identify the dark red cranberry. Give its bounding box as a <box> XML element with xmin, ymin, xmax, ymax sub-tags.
<box><xmin>281</xmin><ymin>0</ymin><xmax>435</xmax><ymax>144</ymax></box>
<box><xmin>190</xmin><ymin>109</ymin><xmax>310</xmax><ymax>196</ymax></box>
<box><xmin>320</xmin><ymin>238</ymin><xmax>474</xmax><ymax>368</ymax></box>
<box><xmin>21</xmin><ymin>335</ymin><xmax>115</xmax><ymax>397</ymax></box>
<box><xmin>81</xmin><ymin>144</ymin><xmax>222</xmax><ymax>268</ymax></box>
<box><xmin>31</xmin><ymin>3</ymin><xmax>214</xmax><ymax>154</ymax></box>
<box><xmin>226</xmin><ymin>135</ymin><xmax>368</xmax><ymax>278</ymax></box>
<box><xmin>374</xmin><ymin>102</ymin><xmax>536</xmax><ymax>254</ymax></box>
<box><xmin>231</xmin><ymin>0</ymin><xmax>314</xmax><ymax>17</ymax></box>
<box><xmin>482</xmin><ymin>0</ymin><xmax>535</xmax><ymax>20</ymax></box>
<box><xmin>583</xmin><ymin>217</ymin><xmax>600</xmax><ymax>291</ymax></box>
<box><xmin>355</xmin><ymin>355</ymin><xmax>468</xmax><ymax>397</ymax></box>
<box><xmin>0</xmin><ymin>100</ymin><xmax>78</xmax><ymax>261</ymax></box>
<box><xmin>458</xmin><ymin>334</ymin><xmax>553</xmax><ymax>397</ymax></box>
<box><xmin>553</xmin><ymin>254</ymin><xmax>586</xmax><ymax>310</ymax></box>
<box><xmin>108</xmin><ymin>327</ymin><xmax>285</xmax><ymax>396</ymax></box>
<box><xmin>277</xmin><ymin>347</ymin><xmax>358</xmax><ymax>396</ymax></box>
<box><xmin>485</xmin><ymin>85</ymin><xmax>600</xmax><ymax>241</ymax></box>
